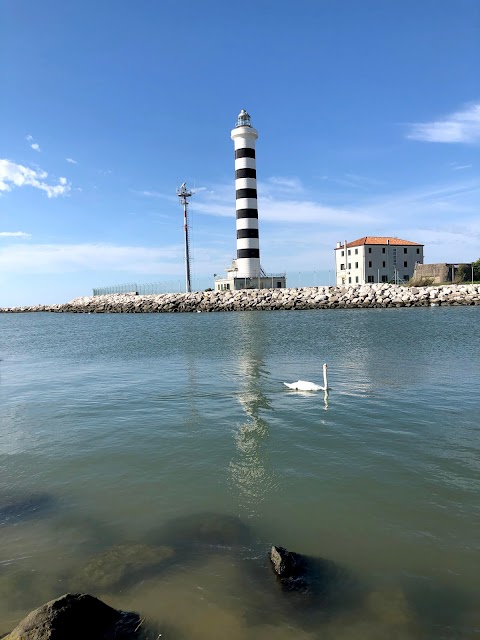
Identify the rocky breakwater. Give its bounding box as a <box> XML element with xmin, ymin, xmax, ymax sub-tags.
<box><xmin>1</xmin><ymin>283</ymin><xmax>480</xmax><ymax>313</ymax></box>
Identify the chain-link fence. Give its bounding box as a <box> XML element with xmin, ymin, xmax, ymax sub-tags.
<box><xmin>92</xmin><ymin>271</ymin><xmax>335</xmax><ymax>296</ymax></box>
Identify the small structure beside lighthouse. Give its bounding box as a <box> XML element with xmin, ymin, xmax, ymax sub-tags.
<box><xmin>215</xmin><ymin>110</ymin><xmax>286</xmax><ymax>291</ymax></box>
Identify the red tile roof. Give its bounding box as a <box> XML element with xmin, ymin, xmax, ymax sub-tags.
<box><xmin>336</xmin><ymin>236</ymin><xmax>423</xmax><ymax>249</ymax></box>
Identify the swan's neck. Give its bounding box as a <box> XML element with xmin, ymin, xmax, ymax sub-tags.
<box><xmin>323</xmin><ymin>364</ymin><xmax>328</xmax><ymax>389</ymax></box>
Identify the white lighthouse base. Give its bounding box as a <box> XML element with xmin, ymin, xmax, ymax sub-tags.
<box><xmin>214</xmin><ymin>260</ymin><xmax>286</xmax><ymax>292</ymax></box>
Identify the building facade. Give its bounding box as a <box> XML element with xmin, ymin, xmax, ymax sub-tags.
<box><xmin>335</xmin><ymin>237</ymin><xmax>424</xmax><ymax>286</ymax></box>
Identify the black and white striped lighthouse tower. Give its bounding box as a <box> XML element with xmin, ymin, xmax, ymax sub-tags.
<box><xmin>231</xmin><ymin>110</ymin><xmax>261</xmax><ymax>278</ymax></box>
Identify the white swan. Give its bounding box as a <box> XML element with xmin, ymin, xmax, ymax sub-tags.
<box><xmin>283</xmin><ymin>363</ymin><xmax>328</xmax><ymax>392</ymax></box>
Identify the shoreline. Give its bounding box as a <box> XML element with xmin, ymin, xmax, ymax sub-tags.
<box><xmin>2</xmin><ymin>283</ymin><xmax>480</xmax><ymax>313</ymax></box>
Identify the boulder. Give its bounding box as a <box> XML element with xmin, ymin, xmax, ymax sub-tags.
<box><xmin>269</xmin><ymin>546</ymin><xmax>362</xmax><ymax>612</ymax></box>
<box><xmin>3</xmin><ymin>593</ymin><xmax>140</xmax><ymax>640</ymax></box>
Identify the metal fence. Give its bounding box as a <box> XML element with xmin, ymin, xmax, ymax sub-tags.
<box><xmin>92</xmin><ymin>271</ymin><xmax>336</xmax><ymax>297</ymax></box>
<box><xmin>92</xmin><ymin>278</ymin><xmax>215</xmax><ymax>296</ymax></box>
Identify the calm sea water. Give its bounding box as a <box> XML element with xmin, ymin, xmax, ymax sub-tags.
<box><xmin>0</xmin><ymin>308</ymin><xmax>479</xmax><ymax>639</ymax></box>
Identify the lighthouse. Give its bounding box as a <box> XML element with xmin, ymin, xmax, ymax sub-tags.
<box><xmin>214</xmin><ymin>110</ymin><xmax>286</xmax><ymax>292</ymax></box>
<box><xmin>231</xmin><ymin>109</ymin><xmax>261</xmax><ymax>278</ymax></box>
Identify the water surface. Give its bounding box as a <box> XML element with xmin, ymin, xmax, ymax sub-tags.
<box><xmin>0</xmin><ymin>308</ymin><xmax>479</xmax><ymax>638</ymax></box>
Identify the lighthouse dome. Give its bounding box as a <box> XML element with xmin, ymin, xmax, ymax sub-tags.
<box><xmin>236</xmin><ymin>110</ymin><xmax>251</xmax><ymax>127</ymax></box>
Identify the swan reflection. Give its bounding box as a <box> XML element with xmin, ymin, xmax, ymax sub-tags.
<box><xmin>284</xmin><ymin>388</ymin><xmax>330</xmax><ymax>410</ymax></box>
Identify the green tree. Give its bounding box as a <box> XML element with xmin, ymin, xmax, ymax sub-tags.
<box><xmin>473</xmin><ymin>258</ymin><xmax>480</xmax><ymax>281</ymax></box>
<box><xmin>455</xmin><ymin>263</ymin><xmax>471</xmax><ymax>282</ymax></box>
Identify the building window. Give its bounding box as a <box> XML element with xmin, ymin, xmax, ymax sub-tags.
<box><xmin>381</xmin><ymin>275</ymin><xmax>388</xmax><ymax>282</ymax></box>
<box><xmin>355</xmin><ymin>262</ymin><xmax>358</xmax><ymax>268</ymax></box>
<box><xmin>403</xmin><ymin>261</ymin><xmax>408</xmax><ymax>267</ymax></box>
<box><xmin>382</xmin><ymin>261</ymin><xmax>386</xmax><ymax>268</ymax></box>
<box><xmin>416</xmin><ymin>248</ymin><xmax>420</xmax><ymax>254</ymax></box>
<box><xmin>348</xmin><ymin>263</ymin><xmax>351</xmax><ymax>269</ymax></box>
<box><xmin>226</xmin><ymin>283</ymin><xmax>230</xmax><ymax>290</ymax></box>
<box><xmin>348</xmin><ymin>277</ymin><xmax>351</xmax><ymax>283</ymax></box>
<box><xmin>341</xmin><ymin>250</ymin><xmax>344</xmax><ymax>256</ymax></box>
<box><xmin>355</xmin><ymin>248</ymin><xmax>358</xmax><ymax>255</ymax></box>
<box><xmin>355</xmin><ymin>276</ymin><xmax>359</xmax><ymax>283</ymax></box>
<box><xmin>404</xmin><ymin>275</ymin><xmax>410</xmax><ymax>281</ymax></box>
<box><xmin>340</xmin><ymin>263</ymin><xmax>345</xmax><ymax>270</ymax></box>
<box><xmin>368</xmin><ymin>248</ymin><xmax>372</xmax><ymax>254</ymax></box>
<box><xmin>367</xmin><ymin>275</ymin><xmax>374</xmax><ymax>283</ymax></box>
<box><xmin>382</xmin><ymin>247</ymin><xmax>386</xmax><ymax>254</ymax></box>
<box><xmin>276</xmin><ymin>282</ymin><xmax>282</xmax><ymax>288</ymax></box>
<box><xmin>348</xmin><ymin>249</ymin><xmax>351</xmax><ymax>255</ymax></box>
<box><xmin>404</xmin><ymin>248</ymin><xmax>408</xmax><ymax>254</ymax></box>
<box><xmin>368</xmin><ymin>261</ymin><xmax>372</xmax><ymax>268</ymax></box>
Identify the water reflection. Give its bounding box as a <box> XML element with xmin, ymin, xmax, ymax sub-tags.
<box><xmin>184</xmin><ymin>354</ymin><xmax>201</xmax><ymax>430</ymax></box>
<box><xmin>332</xmin><ymin>309</ymin><xmax>447</xmax><ymax>394</ymax></box>
<box><xmin>284</xmin><ymin>388</ymin><xmax>330</xmax><ymax>410</ymax></box>
<box><xmin>229</xmin><ymin>313</ymin><xmax>276</xmax><ymax>517</ymax></box>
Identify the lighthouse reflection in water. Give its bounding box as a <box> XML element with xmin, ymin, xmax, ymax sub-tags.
<box><xmin>228</xmin><ymin>313</ymin><xmax>278</xmax><ymax>518</ymax></box>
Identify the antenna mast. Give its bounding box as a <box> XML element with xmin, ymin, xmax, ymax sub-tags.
<box><xmin>177</xmin><ymin>182</ymin><xmax>193</xmax><ymax>293</ymax></box>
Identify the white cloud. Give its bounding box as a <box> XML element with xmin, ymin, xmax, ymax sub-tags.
<box><xmin>0</xmin><ymin>243</ymin><xmax>185</xmax><ymax>274</ymax></box>
<box><xmin>66</xmin><ymin>158</ymin><xmax>77</xmax><ymax>164</ymax></box>
<box><xmin>159</xmin><ymin>174</ymin><xmax>480</xmax><ymax>232</ymax></box>
<box><xmin>266</xmin><ymin>176</ymin><xmax>304</xmax><ymax>192</ymax></box>
<box><xmin>319</xmin><ymin>174</ymin><xmax>383</xmax><ymax>190</ymax></box>
<box><xmin>0</xmin><ymin>159</ymin><xmax>71</xmax><ymax>198</ymax></box>
<box><xmin>260</xmin><ymin>196</ymin><xmax>368</xmax><ymax>224</ymax></box>
<box><xmin>190</xmin><ymin>178</ymin><xmax>376</xmax><ymax>225</ymax></box>
<box><xmin>25</xmin><ymin>135</ymin><xmax>41</xmax><ymax>151</ymax></box>
<box><xmin>125</xmin><ymin>174</ymin><xmax>480</xmax><ymax>277</ymax></box>
<box><xmin>407</xmin><ymin>103</ymin><xmax>480</xmax><ymax>143</ymax></box>
<box><xmin>138</xmin><ymin>190</ymin><xmax>166</xmax><ymax>198</ymax></box>
<box><xmin>0</xmin><ymin>231</ymin><xmax>31</xmax><ymax>238</ymax></box>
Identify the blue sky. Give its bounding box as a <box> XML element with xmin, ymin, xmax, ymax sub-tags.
<box><xmin>1</xmin><ymin>0</ymin><xmax>479</xmax><ymax>305</ymax></box>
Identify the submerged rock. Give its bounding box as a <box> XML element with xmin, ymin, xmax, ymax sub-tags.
<box><xmin>365</xmin><ymin>588</ymin><xmax>415</xmax><ymax>626</ymax></box>
<box><xmin>0</xmin><ymin>492</ymin><xmax>55</xmax><ymax>526</ymax></box>
<box><xmin>269</xmin><ymin>545</ymin><xmax>362</xmax><ymax>613</ymax></box>
<box><xmin>2</xmin><ymin>593</ymin><xmax>141</xmax><ymax>640</ymax></box>
<box><xmin>74</xmin><ymin>543</ymin><xmax>175</xmax><ymax>592</ymax></box>
<box><xmin>155</xmin><ymin>512</ymin><xmax>253</xmax><ymax>549</ymax></box>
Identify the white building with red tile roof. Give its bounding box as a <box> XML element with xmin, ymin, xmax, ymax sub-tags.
<box><xmin>334</xmin><ymin>237</ymin><xmax>424</xmax><ymax>286</ymax></box>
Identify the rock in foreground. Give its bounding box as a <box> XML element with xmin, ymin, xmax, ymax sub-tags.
<box><xmin>269</xmin><ymin>545</ymin><xmax>362</xmax><ymax>613</ymax></box>
<box><xmin>3</xmin><ymin>593</ymin><xmax>141</xmax><ymax>640</ymax></box>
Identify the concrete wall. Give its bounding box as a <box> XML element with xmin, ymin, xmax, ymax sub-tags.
<box><xmin>413</xmin><ymin>263</ymin><xmax>456</xmax><ymax>284</ymax></box>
